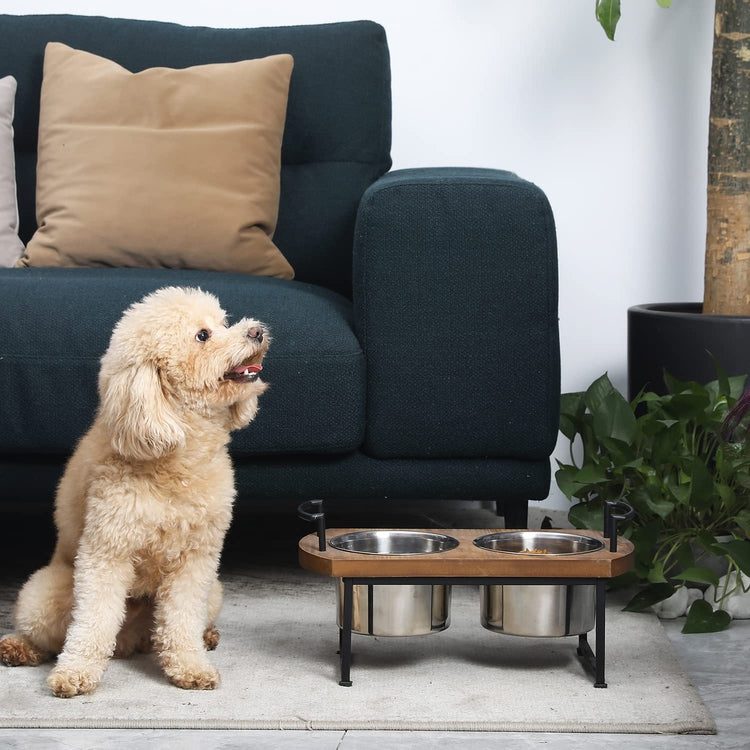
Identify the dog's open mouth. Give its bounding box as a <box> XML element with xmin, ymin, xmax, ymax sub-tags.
<box><xmin>221</xmin><ymin>361</ymin><xmax>263</xmax><ymax>383</ymax></box>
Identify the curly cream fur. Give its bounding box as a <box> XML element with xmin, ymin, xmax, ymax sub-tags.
<box><xmin>0</xmin><ymin>287</ymin><xmax>269</xmax><ymax>697</ymax></box>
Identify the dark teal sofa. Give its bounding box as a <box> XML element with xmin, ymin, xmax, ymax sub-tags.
<box><xmin>0</xmin><ymin>14</ymin><xmax>559</xmax><ymax>527</ymax></box>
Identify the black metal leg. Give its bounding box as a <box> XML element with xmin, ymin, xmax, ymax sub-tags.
<box><xmin>594</xmin><ymin>579</ymin><xmax>607</xmax><ymax>688</ymax></box>
<box><xmin>339</xmin><ymin>578</ymin><xmax>353</xmax><ymax>686</ymax></box>
<box><xmin>575</xmin><ymin>631</ymin><xmax>599</xmax><ymax>681</ymax></box>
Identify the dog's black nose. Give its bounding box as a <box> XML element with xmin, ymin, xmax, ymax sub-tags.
<box><xmin>247</xmin><ymin>326</ymin><xmax>264</xmax><ymax>343</ymax></box>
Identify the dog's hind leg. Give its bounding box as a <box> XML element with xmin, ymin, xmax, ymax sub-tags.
<box><xmin>0</xmin><ymin>633</ymin><xmax>49</xmax><ymax>666</ymax></box>
<box><xmin>203</xmin><ymin>579</ymin><xmax>222</xmax><ymax>651</ymax></box>
<box><xmin>0</xmin><ymin>562</ymin><xmax>74</xmax><ymax>666</ymax></box>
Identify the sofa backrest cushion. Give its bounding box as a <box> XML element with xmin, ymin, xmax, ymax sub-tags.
<box><xmin>0</xmin><ymin>15</ymin><xmax>392</xmax><ymax>297</ymax></box>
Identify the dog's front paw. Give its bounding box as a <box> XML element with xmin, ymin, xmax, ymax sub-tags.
<box><xmin>47</xmin><ymin>663</ymin><xmax>102</xmax><ymax>698</ymax></box>
<box><xmin>162</xmin><ymin>653</ymin><xmax>219</xmax><ymax>690</ymax></box>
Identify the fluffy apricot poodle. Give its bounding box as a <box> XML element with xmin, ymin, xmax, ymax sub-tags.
<box><xmin>0</xmin><ymin>287</ymin><xmax>270</xmax><ymax>697</ymax></box>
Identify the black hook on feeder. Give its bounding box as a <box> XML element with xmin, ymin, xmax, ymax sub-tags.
<box><xmin>602</xmin><ymin>500</ymin><xmax>634</xmax><ymax>552</ymax></box>
<box><xmin>298</xmin><ymin>499</ymin><xmax>327</xmax><ymax>551</ymax></box>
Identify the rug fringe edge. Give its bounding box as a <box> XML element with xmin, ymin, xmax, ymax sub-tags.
<box><xmin>0</xmin><ymin>718</ymin><xmax>718</xmax><ymax>735</ymax></box>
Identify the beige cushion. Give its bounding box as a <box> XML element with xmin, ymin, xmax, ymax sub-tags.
<box><xmin>18</xmin><ymin>43</ymin><xmax>294</xmax><ymax>278</ymax></box>
<box><xmin>0</xmin><ymin>75</ymin><xmax>24</xmax><ymax>267</ymax></box>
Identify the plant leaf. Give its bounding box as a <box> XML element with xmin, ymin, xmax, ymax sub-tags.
<box><xmin>554</xmin><ymin>465</ymin><xmax>586</xmax><ymax>501</ymax></box>
<box><xmin>695</xmin><ymin>530</ymin><xmax>727</xmax><ymax>557</ymax></box>
<box><xmin>681</xmin><ymin>599</ymin><xmax>731</xmax><ymax>634</ymax></box>
<box><xmin>672</xmin><ymin>541</ymin><xmax>695</xmax><ymax>572</ymax></box>
<box><xmin>595</xmin><ymin>0</ymin><xmax>621</xmax><ymax>40</ymax></box>
<box><xmin>648</xmin><ymin>421</ymin><xmax>681</xmax><ymax>467</ymax></box>
<box><xmin>623</xmin><ymin>583</ymin><xmax>675</xmax><ymax>611</ymax></box>
<box><xmin>647</xmin><ymin>559</ymin><xmax>669</xmax><ymax>584</ymax></box>
<box><xmin>568</xmin><ymin>500</ymin><xmax>605</xmax><ymax>531</ymax></box>
<box><xmin>728</xmin><ymin>375</ymin><xmax>748</xmax><ymax>401</ymax></box>
<box><xmin>734</xmin><ymin>508</ymin><xmax>750</xmax><ymax>533</ymax></box>
<box><xmin>583</xmin><ymin>373</ymin><xmax>616</xmax><ymax>413</ymax></box>
<box><xmin>709</xmin><ymin>353</ymin><xmax>730</xmax><ymax>400</ymax></box>
<box><xmin>715</xmin><ymin>539</ymin><xmax>750</xmax><ymax>576</ymax></box>
<box><xmin>575</xmin><ymin>463</ymin><xmax>611</xmax><ymax>485</ymax></box>
<box><xmin>656</xmin><ymin>0</ymin><xmax>672</xmax><ymax>7</ymax></box>
<box><xmin>635</xmin><ymin>486</ymin><xmax>675</xmax><ymax>520</ymax></box>
<box><xmin>668</xmin><ymin>481</ymin><xmax>690</xmax><ymax>506</ymax></box>
<box><xmin>559</xmin><ymin>391</ymin><xmax>586</xmax><ymax>440</ymax></box>
<box><xmin>672</xmin><ymin>566</ymin><xmax>720</xmax><ymax>588</ymax></box>
<box><xmin>689</xmin><ymin>457</ymin><xmax>716</xmax><ymax>512</ymax></box>
<box><xmin>663</xmin><ymin>370</ymin><xmax>694</xmax><ymax>396</ymax></box>
<box><xmin>666</xmin><ymin>390</ymin><xmax>711</xmax><ymax>421</ymax></box>
<box><xmin>631</xmin><ymin>521</ymin><xmax>663</xmax><ymax>568</ymax></box>
<box><xmin>592</xmin><ymin>391</ymin><xmax>638</xmax><ymax>444</ymax></box>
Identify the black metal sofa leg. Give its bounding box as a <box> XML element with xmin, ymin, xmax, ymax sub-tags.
<box><xmin>495</xmin><ymin>500</ymin><xmax>528</xmax><ymax>529</ymax></box>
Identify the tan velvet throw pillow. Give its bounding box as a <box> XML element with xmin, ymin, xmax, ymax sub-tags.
<box><xmin>18</xmin><ymin>43</ymin><xmax>294</xmax><ymax>278</ymax></box>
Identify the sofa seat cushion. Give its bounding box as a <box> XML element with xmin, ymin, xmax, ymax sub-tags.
<box><xmin>0</xmin><ymin>268</ymin><xmax>364</xmax><ymax>456</ymax></box>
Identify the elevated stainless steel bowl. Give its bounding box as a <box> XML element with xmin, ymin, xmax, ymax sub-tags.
<box><xmin>336</xmin><ymin>582</ymin><xmax>451</xmax><ymax>636</ymax></box>
<box><xmin>474</xmin><ymin>531</ymin><xmax>604</xmax><ymax>637</ymax></box>
<box><xmin>329</xmin><ymin>529</ymin><xmax>460</xmax><ymax>555</ymax></box>
<box><xmin>479</xmin><ymin>583</ymin><xmax>596</xmax><ymax>637</ymax></box>
<box><xmin>473</xmin><ymin>530</ymin><xmax>604</xmax><ymax>556</ymax></box>
<box><xmin>331</xmin><ymin>530</ymin><xmax>459</xmax><ymax>636</ymax></box>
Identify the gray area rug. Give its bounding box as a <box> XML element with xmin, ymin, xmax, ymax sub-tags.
<box><xmin>0</xmin><ymin>564</ymin><xmax>715</xmax><ymax>733</ymax></box>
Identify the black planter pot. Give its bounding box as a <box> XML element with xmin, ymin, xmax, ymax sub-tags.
<box><xmin>628</xmin><ymin>303</ymin><xmax>750</xmax><ymax>400</ymax></box>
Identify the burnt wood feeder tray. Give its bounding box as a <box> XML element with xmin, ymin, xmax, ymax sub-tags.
<box><xmin>298</xmin><ymin>501</ymin><xmax>635</xmax><ymax>688</ymax></box>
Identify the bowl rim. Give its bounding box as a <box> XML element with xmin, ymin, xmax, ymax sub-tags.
<box><xmin>328</xmin><ymin>529</ymin><xmax>460</xmax><ymax>555</ymax></box>
<box><xmin>472</xmin><ymin>530</ymin><xmax>604</xmax><ymax>556</ymax></box>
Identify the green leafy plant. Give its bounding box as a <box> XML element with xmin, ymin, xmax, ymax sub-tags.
<box><xmin>595</xmin><ymin>0</ymin><xmax>672</xmax><ymax>42</ymax></box>
<box><xmin>556</xmin><ymin>370</ymin><xmax>750</xmax><ymax>632</ymax></box>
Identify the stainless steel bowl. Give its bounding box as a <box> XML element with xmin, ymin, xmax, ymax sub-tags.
<box><xmin>329</xmin><ymin>529</ymin><xmax>459</xmax><ymax>555</ymax></box>
<box><xmin>336</xmin><ymin>582</ymin><xmax>451</xmax><ymax>636</ymax></box>
<box><xmin>330</xmin><ymin>530</ymin><xmax>458</xmax><ymax>636</ymax></box>
<box><xmin>479</xmin><ymin>583</ymin><xmax>596</xmax><ymax>637</ymax></box>
<box><xmin>473</xmin><ymin>530</ymin><xmax>604</xmax><ymax>556</ymax></box>
<box><xmin>474</xmin><ymin>531</ymin><xmax>604</xmax><ymax>637</ymax></box>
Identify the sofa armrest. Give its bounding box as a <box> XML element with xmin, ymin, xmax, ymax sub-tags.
<box><xmin>353</xmin><ymin>167</ymin><xmax>560</xmax><ymax>460</ymax></box>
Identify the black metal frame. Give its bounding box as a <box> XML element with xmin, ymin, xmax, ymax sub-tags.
<box><xmin>337</xmin><ymin>576</ymin><xmax>608</xmax><ymax>688</ymax></box>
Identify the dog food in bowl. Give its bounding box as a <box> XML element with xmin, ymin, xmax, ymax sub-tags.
<box><xmin>473</xmin><ymin>531</ymin><xmax>604</xmax><ymax>556</ymax></box>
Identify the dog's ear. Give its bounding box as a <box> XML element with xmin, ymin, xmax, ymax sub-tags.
<box><xmin>98</xmin><ymin>362</ymin><xmax>186</xmax><ymax>461</ymax></box>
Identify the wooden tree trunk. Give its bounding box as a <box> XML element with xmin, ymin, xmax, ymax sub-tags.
<box><xmin>704</xmin><ymin>0</ymin><xmax>750</xmax><ymax>315</ymax></box>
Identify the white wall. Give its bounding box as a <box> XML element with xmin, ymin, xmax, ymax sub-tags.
<box><xmin>4</xmin><ymin>1</ymin><xmax>717</xmax><ymax>509</ymax></box>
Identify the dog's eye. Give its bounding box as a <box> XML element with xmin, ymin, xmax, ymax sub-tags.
<box><xmin>195</xmin><ymin>329</ymin><xmax>211</xmax><ymax>342</ymax></box>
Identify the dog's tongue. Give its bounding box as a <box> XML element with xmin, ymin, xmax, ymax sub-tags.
<box><xmin>231</xmin><ymin>363</ymin><xmax>262</xmax><ymax>375</ymax></box>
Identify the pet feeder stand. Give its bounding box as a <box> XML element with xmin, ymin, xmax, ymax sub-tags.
<box><xmin>298</xmin><ymin>501</ymin><xmax>634</xmax><ymax>688</ymax></box>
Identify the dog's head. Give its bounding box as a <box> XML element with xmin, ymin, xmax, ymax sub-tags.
<box><xmin>98</xmin><ymin>287</ymin><xmax>270</xmax><ymax>460</ymax></box>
